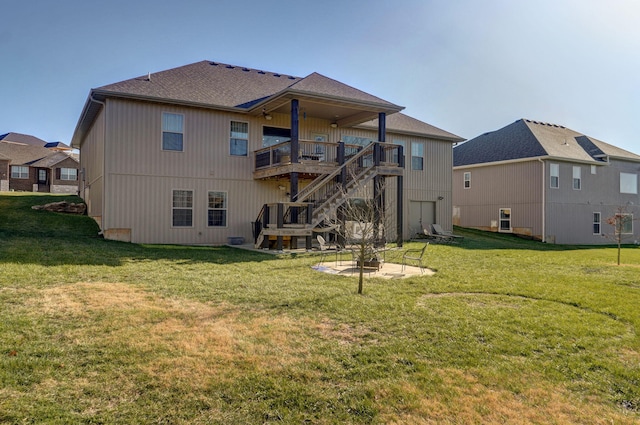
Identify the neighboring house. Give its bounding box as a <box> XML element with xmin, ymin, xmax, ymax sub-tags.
<box><xmin>0</xmin><ymin>132</ymin><xmax>49</xmax><ymax>147</ymax></box>
<box><xmin>71</xmin><ymin>60</ymin><xmax>463</xmax><ymax>245</ymax></box>
<box><xmin>0</xmin><ymin>141</ymin><xmax>80</xmax><ymax>193</ymax></box>
<box><xmin>453</xmin><ymin>119</ymin><xmax>640</xmax><ymax>244</ymax></box>
<box><xmin>44</xmin><ymin>141</ymin><xmax>74</xmax><ymax>153</ymax></box>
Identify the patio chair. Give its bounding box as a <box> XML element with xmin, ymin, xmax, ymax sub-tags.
<box><xmin>317</xmin><ymin>235</ymin><xmax>334</xmax><ymax>251</ymax></box>
<box><xmin>418</xmin><ymin>227</ymin><xmax>448</xmax><ymax>243</ymax></box>
<box><xmin>317</xmin><ymin>235</ymin><xmax>335</xmax><ymax>265</ymax></box>
<box><xmin>402</xmin><ymin>243</ymin><xmax>429</xmax><ymax>273</ymax></box>
<box><xmin>431</xmin><ymin>224</ymin><xmax>464</xmax><ymax>243</ymax></box>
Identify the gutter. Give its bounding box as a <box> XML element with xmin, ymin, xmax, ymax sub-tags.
<box><xmin>88</xmin><ymin>95</ymin><xmax>107</xmax><ymax>233</ymax></box>
<box><xmin>538</xmin><ymin>158</ymin><xmax>546</xmax><ymax>243</ymax></box>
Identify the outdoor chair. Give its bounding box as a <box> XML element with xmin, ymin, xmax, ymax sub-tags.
<box><xmin>431</xmin><ymin>224</ymin><xmax>464</xmax><ymax>243</ymax></box>
<box><xmin>317</xmin><ymin>235</ymin><xmax>334</xmax><ymax>251</ymax></box>
<box><xmin>317</xmin><ymin>235</ymin><xmax>336</xmax><ymax>265</ymax></box>
<box><xmin>418</xmin><ymin>227</ymin><xmax>449</xmax><ymax>243</ymax></box>
<box><xmin>402</xmin><ymin>243</ymin><xmax>429</xmax><ymax>273</ymax></box>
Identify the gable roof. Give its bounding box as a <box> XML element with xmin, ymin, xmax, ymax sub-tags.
<box><xmin>30</xmin><ymin>151</ymin><xmax>78</xmax><ymax>168</ymax></box>
<box><xmin>0</xmin><ymin>132</ymin><xmax>48</xmax><ymax>147</ymax></box>
<box><xmin>94</xmin><ymin>61</ymin><xmax>401</xmax><ymax>111</ymax></box>
<box><xmin>0</xmin><ymin>142</ymin><xmax>76</xmax><ymax>167</ymax></box>
<box><xmin>453</xmin><ymin>119</ymin><xmax>640</xmax><ymax>167</ymax></box>
<box><xmin>73</xmin><ymin>60</ymin><xmax>461</xmax><ymax>146</ymax></box>
<box><xmin>356</xmin><ymin>113</ymin><xmax>464</xmax><ymax>142</ymax></box>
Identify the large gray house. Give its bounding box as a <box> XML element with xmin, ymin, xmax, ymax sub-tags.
<box><xmin>71</xmin><ymin>60</ymin><xmax>462</xmax><ymax>246</ymax></box>
<box><xmin>453</xmin><ymin>119</ymin><xmax>640</xmax><ymax>244</ymax></box>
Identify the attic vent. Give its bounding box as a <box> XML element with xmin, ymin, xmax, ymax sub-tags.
<box><xmin>273</xmin><ymin>73</ymin><xmax>281</xmax><ymax>77</ymax></box>
<box><xmin>209</xmin><ymin>62</ymin><xmax>218</xmax><ymax>66</ymax></box>
<box><xmin>288</xmin><ymin>76</ymin><xmax>296</xmax><ymax>80</ymax></box>
<box><xmin>226</xmin><ymin>65</ymin><xmax>235</xmax><ymax>69</ymax></box>
<box><xmin>258</xmin><ymin>70</ymin><xmax>265</xmax><ymax>74</ymax></box>
<box><xmin>242</xmin><ymin>68</ymin><xmax>250</xmax><ymax>72</ymax></box>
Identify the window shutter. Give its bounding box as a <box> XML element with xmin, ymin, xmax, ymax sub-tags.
<box><xmin>56</xmin><ymin>168</ymin><xmax>61</xmax><ymax>179</ymax></box>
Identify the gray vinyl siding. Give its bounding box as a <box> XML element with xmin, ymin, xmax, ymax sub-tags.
<box><xmin>453</xmin><ymin>161</ymin><xmax>543</xmax><ymax>239</ymax></box>
<box><xmin>78</xmin><ymin>105</ymin><xmax>105</xmax><ymax>223</ymax></box>
<box><xmin>544</xmin><ymin>159</ymin><xmax>640</xmax><ymax>244</ymax></box>
<box><xmin>83</xmin><ymin>98</ymin><xmax>454</xmax><ymax>244</ymax></box>
<box><xmin>387</xmin><ymin>134</ymin><xmax>454</xmax><ymax>236</ymax></box>
<box><xmin>454</xmin><ymin>158</ymin><xmax>640</xmax><ymax>244</ymax></box>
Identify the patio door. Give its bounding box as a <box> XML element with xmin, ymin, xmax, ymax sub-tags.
<box><xmin>410</xmin><ymin>201</ymin><xmax>435</xmax><ymax>234</ymax></box>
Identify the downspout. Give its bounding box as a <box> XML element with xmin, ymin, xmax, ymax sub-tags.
<box><xmin>538</xmin><ymin>158</ymin><xmax>545</xmax><ymax>242</ymax></box>
<box><xmin>89</xmin><ymin>95</ymin><xmax>106</xmax><ymax>233</ymax></box>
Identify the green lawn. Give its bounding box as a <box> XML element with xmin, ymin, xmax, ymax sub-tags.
<box><xmin>1</xmin><ymin>193</ymin><xmax>639</xmax><ymax>424</ymax></box>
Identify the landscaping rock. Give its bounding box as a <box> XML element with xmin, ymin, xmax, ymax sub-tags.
<box><xmin>32</xmin><ymin>201</ymin><xmax>87</xmax><ymax>215</ymax></box>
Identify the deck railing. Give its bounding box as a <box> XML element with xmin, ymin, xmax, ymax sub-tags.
<box><xmin>254</xmin><ymin>140</ymin><xmax>403</xmax><ymax>171</ymax></box>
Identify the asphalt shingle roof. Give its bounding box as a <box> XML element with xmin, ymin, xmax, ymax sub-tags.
<box><xmin>77</xmin><ymin>60</ymin><xmax>461</xmax><ymax>144</ymax></box>
<box><xmin>0</xmin><ymin>142</ymin><xmax>52</xmax><ymax>165</ymax></box>
<box><xmin>453</xmin><ymin>119</ymin><xmax>640</xmax><ymax>166</ymax></box>
<box><xmin>0</xmin><ymin>132</ymin><xmax>48</xmax><ymax>147</ymax></box>
<box><xmin>96</xmin><ymin>61</ymin><xmax>400</xmax><ymax>111</ymax></box>
<box><xmin>357</xmin><ymin>113</ymin><xmax>464</xmax><ymax>142</ymax></box>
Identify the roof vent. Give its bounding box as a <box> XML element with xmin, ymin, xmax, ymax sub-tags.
<box><xmin>226</xmin><ymin>65</ymin><xmax>235</xmax><ymax>69</ymax></box>
<box><xmin>210</xmin><ymin>62</ymin><xmax>218</xmax><ymax>66</ymax></box>
<box><xmin>288</xmin><ymin>76</ymin><xmax>296</xmax><ymax>79</ymax></box>
<box><xmin>258</xmin><ymin>70</ymin><xmax>265</xmax><ymax>74</ymax></box>
<box><xmin>273</xmin><ymin>73</ymin><xmax>281</xmax><ymax>77</ymax></box>
<box><xmin>242</xmin><ymin>68</ymin><xmax>250</xmax><ymax>72</ymax></box>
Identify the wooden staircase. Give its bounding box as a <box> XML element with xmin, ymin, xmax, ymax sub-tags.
<box><xmin>253</xmin><ymin>142</ymin><xmax>399</xmax><ymax>249</ymax></box>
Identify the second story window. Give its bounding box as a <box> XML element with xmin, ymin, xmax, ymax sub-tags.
<box><xmin>620</xmin><ymin>172</ymin><xmax>638</xmax><ymax>194</ymax></box>
<box><xmin>550</xmin><ymin>163</ymin><xmax>559</xmax><ymax>188</ymax></box>
<box><xmin>230</xmin><ymin>121</ymin><xmax>248</xmax><ymax>156</ymax></box>
<box><xmin>411</xmin><ymin>142</ymin><xmax>424</xmax><ymax>171</ymax></box>
<box><xmin>573</xmin><ymin>166</ymin><xmax>581</xmax><ymax>190</ymax></box>
<box><xmin>463</xmin><ymin>172</ymin><xmax>471</xmax><ymax>189</ymax></box>
<box><xmin>162</xmin><ymin>113</ymin><xmax>184</xmax><ymax>151</ymax></box>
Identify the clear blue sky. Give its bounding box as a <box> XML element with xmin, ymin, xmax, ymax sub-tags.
<box><xmin>2</xmin><ymin>0</ymin><xmax>639</xmax><ymax>153</ymax></box>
